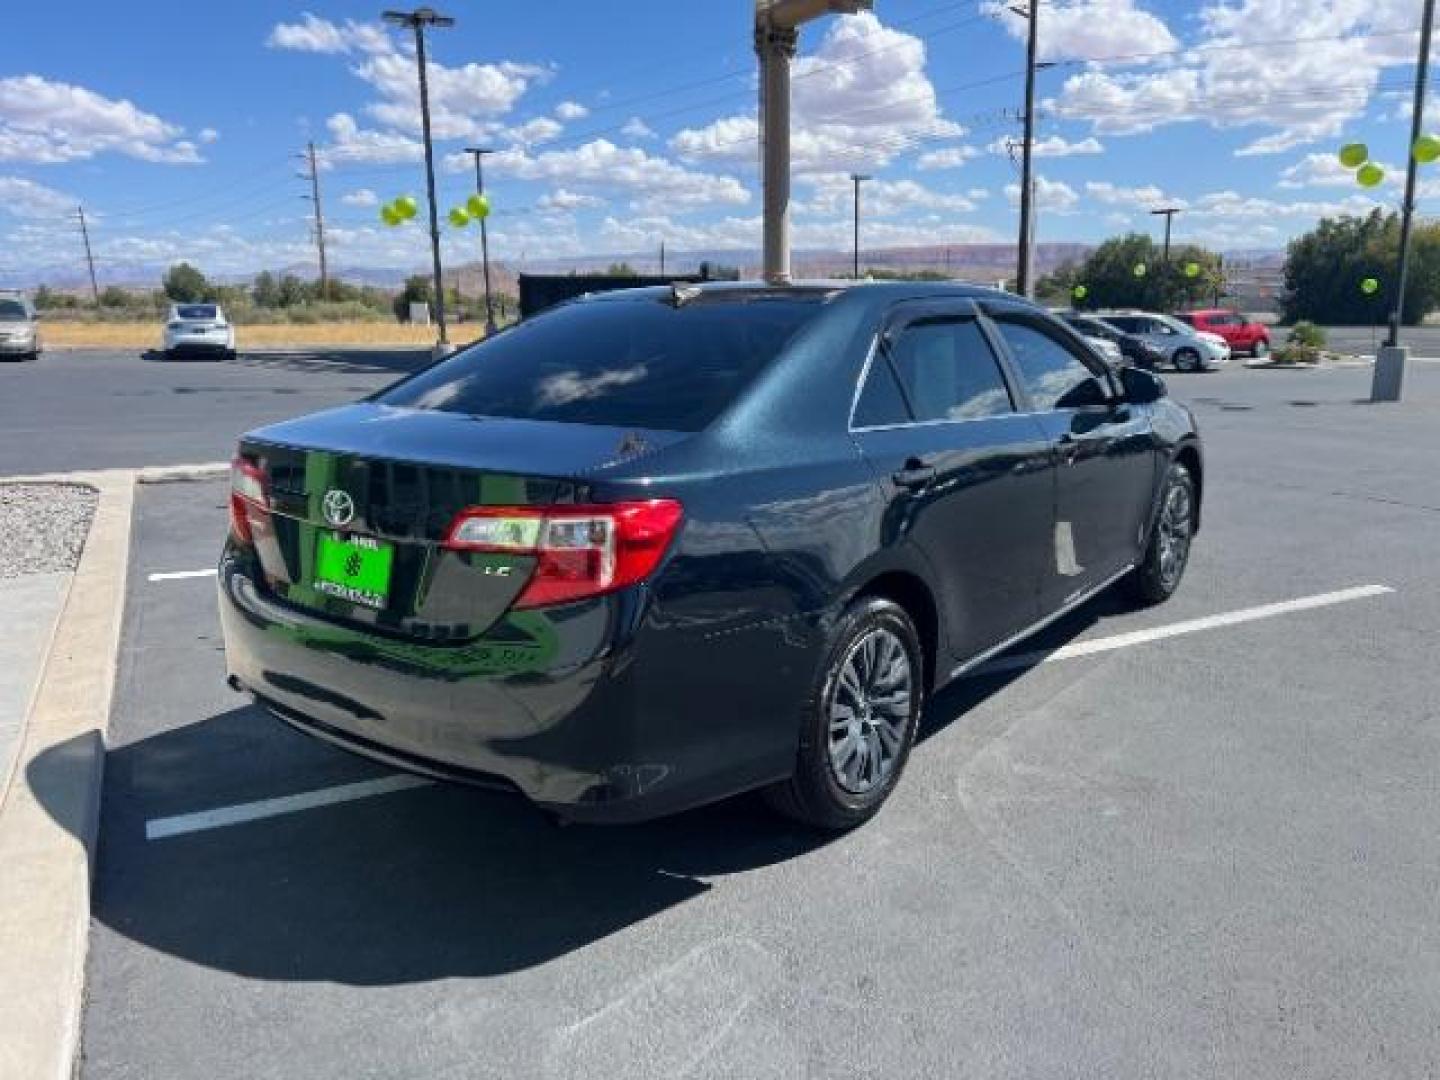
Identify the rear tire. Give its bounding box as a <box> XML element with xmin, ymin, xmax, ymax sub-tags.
<box><xmin>1174</xmin><ymin>347</ymin><xmax>1202</xmax><ymax>373</ymax></box>
<box><xmin>765</xmin><ymin>597</ymin><xmax>923</xmax><ymax>830</ymax></box>
<box><xmin>1252</xmin><ymin>339</ymin><xmax>1269</xmax><ymax>358</ymax></box>
<box><xmin>1124</xmin><ymin>460</ymin><xmax>1196</xmax><ymax>606</ymax></box>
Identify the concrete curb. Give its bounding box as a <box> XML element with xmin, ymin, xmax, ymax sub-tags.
<box><xmin>137</xmin><ymin>461</ymin><xmax>229</xmax><ymax>484</ymax></box>
<box><xmin>0</xmin><ymin>470</ymin><xmax>134</xmax><ymax>1080</ymax></box>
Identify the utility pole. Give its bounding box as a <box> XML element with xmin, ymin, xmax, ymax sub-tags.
<box><xmin>1151</xmin><ymin>206</ymin><xmax>1182</xmax><ymax>262</ymax></box>
<box><xmin>75</xmin><ymin>206</ymin><xmax>99</xmax><ymax>304</ymax></box>
<box><xmin>850</xmin><ymin>173</ymin><xmax>869</xmax><ymax>278</ymax></box>
<box><xmin>755</xmin><ymin>1</ymin><xmax>872</xmax><ymax>284</ymax></box>
<box><xmin>302</xmin><ymin>141</ymin><xmax>329</xmax><ymax>300</ymax></box>
<box><xmin>384</xmin><ymin>6</ymin><xmax>455</xmax><ymax>348</ymax></box>
<box><xmin>1013</xmin><ymin>0</ymin><xmax>1040</xmax><ymax>296</ymax></box>
<box><xmin>462</xmin><ymin>146</ymin><xmax>496</xmax><ymax>334</ymax></box>
<box><xmin>660</xmin><ymin>238</ymin><xmax>666</xmax><ymax>276</ymax></box>
<box><xmin>1373</xmin><ymin>0</ymin><xmax>1436</xmax><ymax>400</ymax></box>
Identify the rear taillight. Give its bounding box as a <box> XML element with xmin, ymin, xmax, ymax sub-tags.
<box><xmin>442</xmin><ymin>500</ymin><xmax>684</xmax><ymax>609</ymax></box>
<box><xmin>229</xmin><ymin>456</ymin><xmax>270</xmax><ymax>545</ymax></box>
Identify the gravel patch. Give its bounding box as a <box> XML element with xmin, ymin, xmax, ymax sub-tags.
<box><xmin>0</xmin><ymin>483</ymin><xmax>98</xmax><ymax>578</ymax></box>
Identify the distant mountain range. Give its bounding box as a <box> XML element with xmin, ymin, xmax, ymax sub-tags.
<box><xmin>4</xmin><ymin>242</ymin><xmax>1286</xmax><ymax>294</ymax></box>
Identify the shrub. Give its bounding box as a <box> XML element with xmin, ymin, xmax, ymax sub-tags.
<box><xmin>1287</xmin><ymin>321</ymin><xmax>1326</xmax><ymax>348</ymax></box>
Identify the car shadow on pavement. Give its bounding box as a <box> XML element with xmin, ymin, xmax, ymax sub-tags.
<box><xmin>225</xmin><ymin>349</ymin><xmax>438</xmax><ymax>376</ymax></box>
<box><xmin>28</xmin><ymin>590</ymin><xmax>1110</xmax><ymax>987</ymax></box>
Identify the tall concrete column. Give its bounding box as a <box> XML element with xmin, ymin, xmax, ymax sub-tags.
<box><xmin>757</xmin><ymin>21</ymin><xmax>797</xmax><ymax>284</ymax></box>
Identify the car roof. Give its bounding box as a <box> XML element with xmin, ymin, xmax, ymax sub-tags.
<box><xmin>576</xmin><ymin>279</ymin><xmax>1034</xmax><ymax>307</ymax></box>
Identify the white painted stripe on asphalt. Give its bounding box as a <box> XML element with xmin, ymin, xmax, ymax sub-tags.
<box><xmin>145</xmin><ymin>774</ymin><xmax>435</xmax><ymax>840</ymax></box>
<box><xmin>147</xmin><ymin>568</ymin><xmax>218</xmax><ymax>582</ymax></box>
<box><xmin>970</xmin><ymin>584</ymin><xmax>1394</xmax><ymax>677</ymax></box>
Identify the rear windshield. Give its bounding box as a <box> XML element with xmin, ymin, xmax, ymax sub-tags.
<box><xmin>379</xmin><ymin>294</ymin><xmax>827</xmax><ymax>431</ymax></box>
<box><xmin>176</xmin><ymin>305</ymin><xmax>217</xmax><ymax>320</ymax></box>
<box><xmin>0</xmin><ymin>300</ymin><xmax>29</xmax><ymax>321</ymax></box>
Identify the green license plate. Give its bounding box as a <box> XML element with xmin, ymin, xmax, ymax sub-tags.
<box><xmin>314</xmin><ymin>531</ymin><xmax>394</xmax><ymax>609</ymax></box>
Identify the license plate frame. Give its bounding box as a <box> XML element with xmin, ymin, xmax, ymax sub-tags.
<box><xmin>313</xmin><ymin>531</ymin><xmax>394</xmax><ymax>609</ymax></box>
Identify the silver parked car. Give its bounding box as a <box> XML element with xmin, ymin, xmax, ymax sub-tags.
<box><xmin>1098</xmin><ymin>311</ymin><xmax>1230</xmax><ymax>372</ymax></box>
<box><xmin>0</xmin><ymin>291</ymin><xmax>41</xmax><ymax>361</ymax></box>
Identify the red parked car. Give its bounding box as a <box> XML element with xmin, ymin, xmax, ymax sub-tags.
<box><xmin>1175</xmin><ymin>309</ymin><xmax>1270</xmax><ymax>358</ymax></box>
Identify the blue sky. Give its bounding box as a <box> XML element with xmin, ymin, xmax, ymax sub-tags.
<box><xmin>2</xmin><ymin>0</ymin><xmax>1434</xmax><ymax>282</ymax></box>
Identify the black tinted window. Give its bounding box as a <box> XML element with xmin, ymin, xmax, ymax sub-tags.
<box><xmin>884</xmin><ymin>318</ymin><xmax>1012</xmax><ymax>422</ymax></box>
<box><xmin>1105</xmin><ymin>316</ymin><xmax>1142</xmax><ymax>333</ymax></box>
<box><xmin>992</xmin><ymin>317</ymin><xmax>1107</xmax><ymax>411</ymax></box>
<box><xmin>0</xmin><ymin>300</ymin><xmax>29</xmax><ymax>321</ymax></box>
<box><xmin>853</xmin><ymin>355</ymin><xmax>909</xmax><ymax>427</ymax></box>
<box><xmin>380</xmin><ymin>295</ymin><xmax>824</xmax><ymax>431</ymax></box>
<box><xmin>176</xmin><ymin>305</ymin><xmax>217</xmax><ymax>319</ymax></box>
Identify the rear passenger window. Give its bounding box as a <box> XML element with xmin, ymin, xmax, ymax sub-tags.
<box><xmin>853</xmin><ymin>355</ymin><xmax>910</xmax><ymax>427</ymax></box>
<box><xmin>881</xmin><ymin>318</ymin><xmax>1012</xmax><ymax>423</ymax></box>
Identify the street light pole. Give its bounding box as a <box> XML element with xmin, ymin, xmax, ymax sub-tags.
<box><xmin>1387</xmin><ymin>0</ymin><xmax>1435</xmax><ymax>350</ymax></box>
<box><xmin>463</xmin><ymin>146</ymin><xmax>496</xmax><ymax>335</ymax></box>
<box><xmin>1013</xmin><ymin>0</ymin><xmax>1040</xmax><ymax>296</ymax></box>
<box><xmin>384</xmin><ymin>7</ymin><xmax>455</xmax><ymax>348</ymax></box>
<box><xmin>1150</xmin><ymin>206</ymin><xmax>1181</xmax><ymax>263</ymax></box>
<box><xmin>850</xmin><ymin>172</ymin><xmax>869</xmax><ymax>278</ymax></box>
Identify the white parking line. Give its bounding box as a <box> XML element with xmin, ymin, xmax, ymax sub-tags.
<box><xmin>142</xmin><ymin>583</ymin><xmax>1394</xmax><ymax>840</ymax></box>
<box><xmin>147</xmin><ymin>568</ymin><xmax>218</xmax><ymax>582</ymax></box>
<box><xmin>971</xmin><ymin>584</ymin><xmax>1393</xmax><ymax>677</ymax></box>
<box><xmin>145</xmin><ymin>774</ymin><xmax>434</xmax><ymax>840</ymax></box>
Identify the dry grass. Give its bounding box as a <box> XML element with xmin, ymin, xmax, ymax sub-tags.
<box><xmin>44</xmin><ymin>321</ymin><xmax>444</xmax><ymax>350</ymax></box>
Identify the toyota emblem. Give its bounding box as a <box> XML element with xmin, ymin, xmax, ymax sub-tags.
<box><xmin>322</xmin><ymin>489</ymin><xmax>356</xmax><ymax>528</ymax></box>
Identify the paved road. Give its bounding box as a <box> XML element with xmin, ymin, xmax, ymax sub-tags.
<box><xmin>58</xmin><ymin>364</ymin><xmax>1440</xmax><ymax>1077</ymax></box>
<box><xmin>1312</xmin><ymin>324</ymin><xmax>1440</xmax><ymax>357</ymax></box>
<box><xmin>0</xmin><ymin>349</ymin><xmax>429</xmax><ymax>477</ymax></box>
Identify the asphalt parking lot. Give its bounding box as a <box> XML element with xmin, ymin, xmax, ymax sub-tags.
<box><xmin>0</xmin><ymin>348</ymin><xmax>430</xmax><ymax>476</ymax></box>
<box><xmin>36</xmin><ymin>357</ymin><xmax>1435</xmax><ymax>1077</ymax></box>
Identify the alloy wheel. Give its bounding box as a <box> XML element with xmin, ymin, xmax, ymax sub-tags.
<box><xmin>827</xmin><ymin>627</ymin><xmax>914</xmax><ymax>795</ymax></box>
<box><xmin>1156</xmin><ymin>476</ymin><xmax>1193</xmax><ymax>588</ymax></box>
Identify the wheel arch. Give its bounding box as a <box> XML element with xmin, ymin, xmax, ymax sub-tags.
<box><xmin>1173</xmin><ymin>439</ymin><xmax>1203</xmax><ymax>532</ymax></box>
<box><xmin>850</xmin><ymin>570</ymin><xmax>940</xmax><ymax>693</ymax></box>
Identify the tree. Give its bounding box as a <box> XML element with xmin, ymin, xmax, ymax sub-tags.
<box><xmin>162</xmin><ymin>262</ymin><xmax>211</xmax><ymax>303</ymax></box>
<box><xmin>98</xmin><ymin>285</ymin><xmax>132</xmax><ymax>308</ymax></box>
<box><xmin>393</xmin><ymin>274</ymin><xmax>433</xmax><ymax>322</ymax></box>
<box><xmin>251</xmin><ymin>271</ymin><xmax>281</xmax><ymax>308</ymax></box>
<box><xmin>1281</xmin><ymin>209</ymin><xmax>1440</xmax><ymax>325</ymax></box>
<box><xmin>276</xmin><ymin>273</ymin><xmax>309</xmax><ymax>308</ymax></box>
<box><xmin>1053</xmin><ymin>233</ymin><xmax>1222</xmax><ymax>312</ymax></box>
<box><xmin>605</xmin><ymin>262</ymin><xmax>638</xmax><ymax>277</ymax></box>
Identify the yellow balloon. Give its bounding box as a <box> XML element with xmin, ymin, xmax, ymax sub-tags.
<box><xmin>1184</xmin><ymin>262</ymin><xmax>1201</xmax><ymax>278</ymax></box>
<box><xmin>395</xmin><ymin>195</ymin><xmax>418</xmax><ymax>220</ymax></box>
<box><xmin>448</xmin><ymin>206</ymin><xmax>470</xmax><ymax>228</ymax></box>
<box><xmin>1415</xmin><ymin>135</ymin><xmax>1440</xmax><ymax>164</ymax></box>
<box><xmin>1072</xmin><ymin>284</ymin><xmax>1088</xmax><ymax>300</ymax></box>
<box><xmin>466</xmin><ymin>193</ymin><xmax>491</xmax><ymax>220</ymax></box>
<box><xmin>1338</xmin><ymin>142</ymin><xmax>1369</xmax><ymax>168</ymax></box>
<box><xmin>1356</xmin><ymin>162</ymin><xmax>1385</xmax><ymax>188</ymax></box>
<box><xmin>1133</xmin><ymin>262</ymin><xmax>1147</xmax><ymax>278</ymax></box>
<box><xmin>1361</xmin><ymin>277</ymin><xmax>1380</xmax><ymax>295</ymax></box>
<box><xmin>380</xmin><ymin>204</ymin><xmax>401</xmax><ymax>227</ymax></box>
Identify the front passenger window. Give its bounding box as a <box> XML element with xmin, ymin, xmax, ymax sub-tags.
<box><xmin>991</xmin><ymin>317</ymin><xmax>1109</xmax><ymax>412</ymax></box>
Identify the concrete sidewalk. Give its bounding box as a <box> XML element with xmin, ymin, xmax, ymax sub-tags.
<box><xmin>0</xmin><ymin>573</ymin><xmax>71</xmax><ymax>807</ymax></box>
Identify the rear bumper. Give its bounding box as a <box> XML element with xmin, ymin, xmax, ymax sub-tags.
<box><xmin>0</xmin><ymin>339</ymin><xmax>37</xmax><ymax>355</ymax></box>
<box><xmin>165</xmin><ymin>332</ymin><xmax>232</xmax><ymax>351</ymax></box>
<box><xmin>217</xmin><ymin>553</ymin><xmax>798</xmax><ymax>822</ymax></box>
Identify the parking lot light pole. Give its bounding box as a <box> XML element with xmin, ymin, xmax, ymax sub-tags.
<box><xmin>383</xmin><ymin>7</ymin><xmax>455</xmax><ymax>349</ymax></box>
<box><xmin>755</xmin><ymin>0</ymin><xmax>872</xmax><ymax>284</ymax></box>
<box><xmin>850</xmin><ymin>173</ymin><xmax>869</xmax><ymax>278</ymax></box>
<box><xmin>463</xmin><ymin>146</ymin><xmax>497</xmax><ymax>335</ymax></box>
<box><xmin>1373</xmin><ymin>0</ymin><xmax>1435</xmax><ymax>401</ymax></box>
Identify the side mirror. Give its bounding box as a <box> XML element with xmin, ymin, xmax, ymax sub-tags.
<box><xmin>1119</xmin><ymin>364</ymin><xmax>1166</xmax><ymax>404</ymax></box>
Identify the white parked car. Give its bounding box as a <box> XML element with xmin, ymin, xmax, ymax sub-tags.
<box><xmin>163</xmin><ymin>303</ymin><xmax>235</xmax><ymax>359</ymax></box>
<box><xmin>0</xmin><ymin>291</ymin><xmax>41</xmax><ymax>361</ymax></box>
<box><xmin>1098</xmin><ymin>311</ymin><xmax>1229</xmax><ymax>372</ymax></box>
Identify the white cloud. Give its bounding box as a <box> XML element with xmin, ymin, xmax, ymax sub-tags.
<box><xmin>198</xmin><ymin>127</ymin><xmax>220</xmax><ymax>144</ymax></box>
<box><xmin>0</xmin><ymin>176</ymin><xmax>75</xmax><ymax>218</ymax></box>
<box><xmin>986</xmin><ymin>134</ymin><xmax>1104</xmax><ymax>158</ymax></box>
<box><xmin>1085</xmin><ymin>180</ymin><xmax>1180</xmax><ymax>206</ymax></box>
<box><xmin>621</xmin><ymin>117</ymin><xmax>656</xmax><ymax>140</ymax></box>
<box><xmin>450</xmin><ymin>138</ymin><xmax>750</xmax><ymax>212</ymax></box>
<box><xmin>267</xmin><ymin>14</ymin><xmax>389</xmax><ymax>56</ymax></box>
<box><xmin>799</xmin><ymin>173</ymin><xmax>977</xmax><ymax>216</ymax></box>
<box><xmin>320</xmin><ymin>112</ymin><xmax>421</xmax><ymax>166</ymax></box>
<box><xmin>1003</xmin><ymin>176</ymin><xmax>1080</xmax><ymax>213</ymax></box>
<box><xmin>1187</xmin><ymin>189</ymin><xmax>1385</xmax><ymax>221</ymax></box>
<box><xmin>537</xmin><ymin>188</ymin><xmax>605</xmax><ymax>211</ymax></box>
<box><xmin>1278</xmin><ymin>152</ymin><xmax>1398</xmax><ymax>189</ymax></box>
<box><xmin>983</xmin><ymin>0</ymin><xmax>1177</xmax><ymax>63</ymax></box>
<box><xmin>341</xmin><ymin>188</ymin><xmax>379</xmax><ymax>207</ymax></box>
<box><xmin>915</xmin><ymin>146</ymin><xmax>980</xmax><ymax>170</ymax></box>
<box><xmin>0</xmin><ymin>75</ymin><xmax>202</xmax><ymax>164</ymax></box>
<box><xmin>554</xmin><ymin>101</ymin><xmax>589</xmax><ymax>121</ymax></box>
<box><xmin>356</xmin><ymin>53</ymin><xmax>550</xmax><ymax>141</ymax></box>
<box><xmin>671</xmin><ymin>13</ymin><xmax>960</xmax><ymax>174</ymax></box>
<box><xmin>503</xmin><ymin>117</ymin><xmax>564</xmax><ymax>145</ymax></box>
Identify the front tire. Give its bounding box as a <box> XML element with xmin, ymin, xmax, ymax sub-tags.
<box><xmin>1174</xmin><ymin>347</ymin><xmax>1202</xmax><ymax>373</ymax></box>
<box><xmin>1125</xmin><ymin>461</ymin><xmax>1196</xmax><ymax>605</ymax></box>
<box><xmin>1252</xmin><ymin>339</ymin><xmax>1269</xmax><ymax>358</ymax></box>
<box><xmin>765</xmin><ymin>597</ymin><xmax>923</xmax><ymax>830</ymax></box>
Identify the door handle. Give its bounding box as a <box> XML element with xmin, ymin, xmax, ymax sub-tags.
<box><xmin>892</xmin><ymin>458</ymin><xmax>937</xmax><ymax>489</ymax></box>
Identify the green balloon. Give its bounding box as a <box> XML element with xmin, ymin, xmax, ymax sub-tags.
<box><xmin>1356</xmin><ymin>162</ymin><xmax>1385</xmax><ymax>188</ymax></box>
<box><xmin>466</xmin><ymin>193</ymin><xmax>491</xmax><ymax>220</ymax></box>
<box><xmin>380</xmin><ymin>204</ymin><xmax>401</xmax><ymax>227</ymax></box>
<box><xmin>1133</xmin><ymin>262</ymin><xmax>1147</xmax><ymax>278</ymax></box>
<box><xmin>395</xmin><ymin>195</ymin><xmax>418</xmax><ymax>220</ymax></box>
<box><xmin>1339</xmin><ymin>142</ymin><xmax>1369</xmax><ymax>168</ymax></box>
<box><xmin>1072</xmin><ymin>284</ymin><xmax>1088</xmax><ymax>300</ymax></box>
<box><xmin>1361</xmin><ymin>277</ymin><xmax>1380</xmax><ymax>295</ymax></box>
<box><xmin>1184</xmin><ymin>261</ymin><xmax>1201</xmax><ymax>278</ymax></box>
<box><xmin>1415</xmin><ymin>134</ymin><xmax>1440</xmax><ymax>164</ymax></box>
<box><xmin>447</xmin><ymin>206</ymin><xmax>471</xmax><ymax>228</ymax></box>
